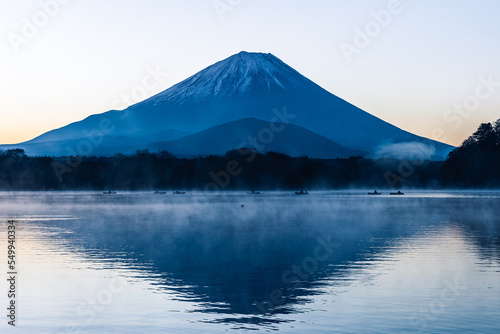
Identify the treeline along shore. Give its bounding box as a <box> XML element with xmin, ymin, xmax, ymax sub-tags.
<box><xmin>0</xmin><ymin>119</ymin><xmax>499</xmax><ymax>191</ymax></box>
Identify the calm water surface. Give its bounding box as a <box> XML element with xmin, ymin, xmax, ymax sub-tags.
<box><xmin>0</xmin><ymin>191</ymin><xmax>499</xmax><ymax>333</ymax></box>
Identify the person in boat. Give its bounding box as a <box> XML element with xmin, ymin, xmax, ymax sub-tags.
<box><xmin>389</xmin><ymin>190</ymin><xmax>404</xmax><ymax>195</ymax></box>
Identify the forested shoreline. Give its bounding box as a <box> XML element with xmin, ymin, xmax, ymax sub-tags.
<box><xmin>1</xmin><ymin>119</ymin><xmax>499</xmax><ymax>191</ymax></box>
<box><xmin>0</xmin><ymin>149</ymin><xmax>437</xmax><ymax>190</ymax></box>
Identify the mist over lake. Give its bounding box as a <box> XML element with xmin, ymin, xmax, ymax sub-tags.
<box><xmin>1</xmin><ymin>191</ymin><xmax>499</xmax><ymax>333</ymax></box>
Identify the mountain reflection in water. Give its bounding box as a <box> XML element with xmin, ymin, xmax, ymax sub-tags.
<box><xmin>1</xmin><ymin>191</ymin><xmax>499</xmax><ymax>333</ymax></box>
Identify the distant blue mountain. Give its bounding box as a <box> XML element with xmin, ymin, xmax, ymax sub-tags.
<box><xmin>150</xmin><ymin>118</ymin><xmax>365</xmax><ymax>158</ymax></box>
<box><xmin>0</xmin><ymin>51</ymin><xmax>454</xmax><ymax>159</ymax></box>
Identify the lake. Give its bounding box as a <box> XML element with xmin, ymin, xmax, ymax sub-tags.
<box><xmin>0</xmin><ymin>191</ymin><xmax>499</xmax><ymax>333</ymax></box>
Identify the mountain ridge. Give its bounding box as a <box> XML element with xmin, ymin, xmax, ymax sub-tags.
<box><xmin>150</xmin><ymin>117</ymin><xmax>365</xmax><ymax>158</ymax></box>
<box><xmin>0</xmin><ymin>51</ymin><xmax>454</xmax><ymax>159</ymax></box>
<box><xmin>142</xmin><ymin>51</ymin><xmax>323</xmax><ymax>107</ymax></box>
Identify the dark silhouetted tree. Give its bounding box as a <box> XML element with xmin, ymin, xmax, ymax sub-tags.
<box><xmin>442</xmin><ymin>118</ymin><xmax>500</xmax><ymax>187</ymax></box>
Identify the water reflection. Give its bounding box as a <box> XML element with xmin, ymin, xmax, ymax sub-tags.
<box><xmin>1</xmin><ymin>192</ymin><xmax>499</xmax><ymax>332</ymax></box>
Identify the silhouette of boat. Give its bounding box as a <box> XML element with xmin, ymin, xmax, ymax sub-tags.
<box><xmin>247</xmin><ymin>190</ymin><xmax>261</xmax><ymax>194</ymax></box>
<box><xmin>154</xmin><ymin>190</ymin><xmax>166</xmax><ymax>194</ymax></box>
<box><xmin>172</xmin><ymin>191</ymin><xmax>186</xmax><ymax>194</ymax></box>
<box><xmin>368</xmin><ymin>190</ymin><xmax>381</xmax><ymax>195</ymax></box>
<box><xmin>390</xmin><ymin>191</ymin><xmax>404</xmax><ymax>195</ymax></box>
<box><xmin>103</xmin><ymin>190</ymin><xmax>116</xmax><ymax>194</ymax></box>
<box><xmin>295</xmin><ymin>190</ymin><xmax>309</xmax><ymax>195</ymax></box>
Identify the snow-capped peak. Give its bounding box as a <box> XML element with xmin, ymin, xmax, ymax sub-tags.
<box><xmin>144</xmin><ymin>51</ymin><xmax>317</xmax><ymax>106</ymax></box>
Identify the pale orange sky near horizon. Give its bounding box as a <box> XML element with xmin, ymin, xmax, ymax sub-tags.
<box><xmin>1</xmin><ymin>0</ymin><xmax>499</xmax><ymax>147</ymax></box>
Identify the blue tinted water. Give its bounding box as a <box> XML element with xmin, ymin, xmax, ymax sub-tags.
<box><xmin>0</xmin><ymin>191</ymin><xmax>499</xmax><ymax>333</ymax></box>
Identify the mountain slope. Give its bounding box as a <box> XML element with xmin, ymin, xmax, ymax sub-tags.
<box><xmin>1</xmin><ymin>51</ymin><xmax>454</xmax><ymax>159</ymax></box>
<box><xmin>151</xmin><ymin>118</ymin><xmax>365</xmax><ymax>158</ymax></box>
<box><xmin>1</xmin><ymin>118</ymin><xmax>363</xmax><ymax>158</ymax></box>
<box><xmin>148</xmin><ymin>51</ymin><xmax>318</xmax><ymax>105</ymax></box>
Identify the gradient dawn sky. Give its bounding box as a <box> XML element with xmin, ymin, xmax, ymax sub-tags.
<box><xmin>1</xmin><ymin>0</ymin><xmax>499</xmax><ymax>146</ymax></box>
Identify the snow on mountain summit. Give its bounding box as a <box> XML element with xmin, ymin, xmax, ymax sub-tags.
<box><xmin>145</xmin><ymin>51</ymin><xmax>318</xmax><ymax>106</ymax></box>
<box><xmin>1</xmin><ymin>50</ymin><xmax>454</xmax><ymax>159</ymax></box>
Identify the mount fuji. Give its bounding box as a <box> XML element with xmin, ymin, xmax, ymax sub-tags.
<box><xmin>1</xmin><ymin>51</ymin><xmax>453</xmax><ymax>159</ymax></box>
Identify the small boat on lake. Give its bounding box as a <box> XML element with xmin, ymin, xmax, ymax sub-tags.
<box><xmin>173</xmin><ymin>190</ymin><xmax>186</xmax><ymax>194</ymax></box>
<box><xmin>103</xmin><ymin>190</ymin><xmax>116</xmax><ymax>195</ymax></box>
<box><xmin>368</xmin><ymin>190</ymin><xmax>382</xmax><ymax>195</ymax></box>
<box><xmin>154</xmin><ymin>190</ymin><xmax>166</xmax><ymax>194</ymax></box>
<box><xmin>295</xmin><ymin>190</ymin><xmax>309</xmax><ymax>195</ymax></box>
<box><xmin>390</xmin><ymin>191</ymin><xmax>404</xmax><ymax>195</ymax></box>
<box><xmin>247</xmin><ymin>190</ymin><xmax>261</xmax><ymax>195</ymax></box>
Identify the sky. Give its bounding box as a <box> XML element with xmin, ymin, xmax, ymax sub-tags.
<box><xmin>1</xmin><ymin>0</ymin><xmax>499</xmax><ymax>146</ymax></box>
